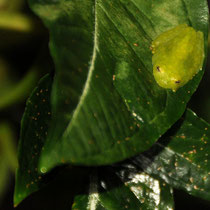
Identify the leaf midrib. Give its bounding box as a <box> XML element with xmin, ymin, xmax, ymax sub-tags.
<box><xmin>63</xmin><ymin>0</ymin><xmax>99</xmax><ymax>138</ymax></box>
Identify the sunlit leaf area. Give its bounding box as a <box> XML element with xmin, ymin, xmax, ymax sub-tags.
<box><xmin>0</xmin><ymin>0</ymin><xmax>210</xmax><ymax>209</ymax></box>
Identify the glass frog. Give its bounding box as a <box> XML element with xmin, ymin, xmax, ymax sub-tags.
<box><xmin>151</xmin><ymin>24</ymin><xmax>204</xmax><ymax>92</ymax></box>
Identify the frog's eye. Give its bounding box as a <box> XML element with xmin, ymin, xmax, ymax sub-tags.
<box><xmin>156</xmin><ymin>66</ymin><xmax>161</xmax><ymax>72</ymax></box>
<box><xmin>151</xmin><ymin>24</ymin><xmax>204</xmax><ymax>92</ymax></box>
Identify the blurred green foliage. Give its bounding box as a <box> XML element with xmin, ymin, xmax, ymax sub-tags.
<box><xmin>0</xmin><ymin>0</ymin><xmax>24</xmax><ymax>11</ymax></box>
<box><xmin>0</xmin><ymin>0</ymin><xmax>51</xmax><ymax>207</ymax></box>
<box><xmin>0</xmin><ymin>123</ymin><xmax>17</xmax><ymax>203</ymax></box>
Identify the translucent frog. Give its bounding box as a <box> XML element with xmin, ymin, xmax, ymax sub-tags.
<box><xmin>151</xmin><ymin>24</ymin><xmax>204</xmax><ymax>92</ymax></box>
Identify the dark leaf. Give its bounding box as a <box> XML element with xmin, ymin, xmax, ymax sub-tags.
<box><xmin>14</xmin><ymin>74</ymin><xmax>52</xmax><ymax>206</ymax></box>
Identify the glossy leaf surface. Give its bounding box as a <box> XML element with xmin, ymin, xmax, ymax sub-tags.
<box><xmin>27</xmin><ymin>0</ymin><xmax>208</xmax><ymax>170</ymax></box>
<box><xmin>121</xmin><ymin>109</ymin><xmax>210</xmax><ymax>201</ymax></box>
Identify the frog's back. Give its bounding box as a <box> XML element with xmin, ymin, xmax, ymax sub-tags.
<box><xmin>151</xmin><ymin>24</ymin><xmax>188</xmax><ymax>50</ymax></box>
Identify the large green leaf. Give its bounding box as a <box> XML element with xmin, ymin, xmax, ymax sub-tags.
<box><xmin>28</xmin><ymin>0</ymin><xmax>209</xmax><ymax>171</ymax></box>
<box><xmin>72</xmin><ymin>168</ymin><xmax>174</xmax><ymax>210</ymax></box>
<box><xmin>119</xmin><ymin>109</ymin><xmax>210</xmax><ymax>201</ymax></box>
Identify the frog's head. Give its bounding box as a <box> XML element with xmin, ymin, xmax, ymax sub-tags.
<box><xmin>153</xmin><ymin>64</ymin><xmax>182</xmax><ymax>92</ymax></box>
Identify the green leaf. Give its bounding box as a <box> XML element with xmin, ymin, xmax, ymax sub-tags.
<box><xmin>14</xmin><ymin>74</ymin><xmax>52</xmax><ymax>206</ymax></box>
<box><xmin>27</xmin><ymin>0</ymin><xmax>209</xmax><ymax>170</ymax></box>
<box><xmin>72</xmin><ymin>168</ymin><xmax>174</xmax><ymax>210</ymax></box>
<box><xmin>122</xmin><ymin>109</ymin><xmax>210</xmax><ymax>201</ymax></box>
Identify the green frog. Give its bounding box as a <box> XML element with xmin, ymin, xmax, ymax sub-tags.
<box><xmin>151</xmin><ymin>24</ymin><xmax>204</xmax><ymax>92</ymax></box>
